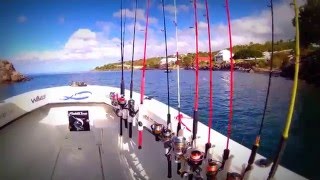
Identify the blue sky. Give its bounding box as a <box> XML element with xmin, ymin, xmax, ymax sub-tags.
<box><xmin>0</xmin><ymin>0</ymin><xmax>298</xmax><ymax>74</ymax></box>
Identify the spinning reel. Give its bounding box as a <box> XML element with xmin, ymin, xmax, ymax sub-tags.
<box><xmin>206</xmin><ymin>159</ymin><xmax>221</xmax><ymax>180</ymax></box>
<box><xmin>151</xmin><ymin>123</ymin><xmax>164</xmax><ymax>141</ymax></box>
<box><xmin>172</xmin><ymin>133</ymin><xmax>188</xmax><ymax>163</ymax></box>
<box><xmin>128</xmin><ymin>99</ymin><xmax>138</xmax><ymax>117</ymax></box>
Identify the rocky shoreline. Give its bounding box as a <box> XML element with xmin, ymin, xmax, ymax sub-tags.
<box><xmin>0</xmin><ymin>60</ymin><xmax>29</xmax><ymax>84</ymax></box>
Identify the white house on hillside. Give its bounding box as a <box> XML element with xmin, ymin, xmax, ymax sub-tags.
<box><xmin>160</xmin><ymin>57</ymin><xmax>176</xmax><ymax>65</ymax></box>
<box><xmin>214</xmin><ymin>49</ymin><xmax>234</xmax><ymax>63</ymax></box>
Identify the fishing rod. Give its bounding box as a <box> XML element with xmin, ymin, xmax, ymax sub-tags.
<box><xmin>161</xmin><ymin>0</ymin><xmax>172</xmax><ymax>178</ymax></box>
<box><xmin>186</xmin><ymin>1</ymin><xmax>201</xmax><ymax>179</ymax></box>
<box><xmin>173</xmin><ymin>0</ymin><xmax>182</xmax><ymax>175</ymax></box>
<box><xmin>173</xmin><ymin>0</ymin><xmax>181</xmax><ymax>139</ymax></box>
<box><xmin>121</xmin><ymin>5</ymin><xmax>128</xmax><ymax>128</ymax></box>
<box><xmin>267</xmin><ymin>0</ymin><xmax>300</xmax><ymax>178</ymax></box>
<box><xmin>241</xmin><ymin>0</ymin><xmax>274</xmax><ymax>178</ymax></box>
<box><xmin>119</xmin><ymin>0</ymin><xmax>125</xmax><ymax>136</ymax></box>
<box><xmin>221</xmin><ymin>0</ymin><xmax>234</xmax><ymax>170</ymax></box>
<box><xmin>192</xmin><ymin>0</ymin><xmax>199</xmax><ymax>144</ymax></box>
<box><xmin>204</xmin><ymin>0</ymin><xmax>213</xmax><ymax>159</ymax></box>
<box><xmin>138</xmin><ymin>0</ymin><xmax>150</xmax><ymax>149</ymax></box>
<box><xmin>128</xmin><ymin>0</ymin><xmax>138</xmax><ymax>139</ymax></box>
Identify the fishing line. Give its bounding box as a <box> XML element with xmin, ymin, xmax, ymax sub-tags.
<box><xmin>138</xmin><ymin>0</ymin><xmax>150</xmax><ymax>149</ymax></box>
<box><xmin>204</xmin><ymin>0</ymin><xmax>214</xmax><ymax>159</ymax></box>
<box><xmin>242</xmin><ymin>0</ymin><xmax>274</xmax><ymax>177</ymax></box>
<box><xmin>268</xmin><ymin>0</ymin><xmax>300</xmax><ymax>178</ymax></box>
<box><xmin>221</xmin><ymin>0</ymin><xmax>234</xmax><ymax>169</ymax></box>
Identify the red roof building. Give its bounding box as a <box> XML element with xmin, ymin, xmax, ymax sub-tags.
<box><xmin>193</xmin><ymin>56</ymin><xmax>212</xmax><ymax>64</ymax></box>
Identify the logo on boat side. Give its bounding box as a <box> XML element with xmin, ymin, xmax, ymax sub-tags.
<box><xmin>143</xmin><ymin>114</ymin><xmax>155</xmax><ymax>123</ymax></box>
<box><xmin>31</xmin><ymin>95</ymin><xmax>46</xmax><ymax>103</ymax></box>
<box><xmin>68</xmin><ymin>110</ymin><xmax>90</xmax><ymax>131</ymax></box>
<box><xmin>61</xmin><ymin>91</ymin><xmax>92</xmax><ymax>100</ymax></box>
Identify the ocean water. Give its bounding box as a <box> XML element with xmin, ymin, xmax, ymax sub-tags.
<box><xmin>0</xmin><ymin>70</ymin><xmax>319</xmax><ymax>179</ymax></box>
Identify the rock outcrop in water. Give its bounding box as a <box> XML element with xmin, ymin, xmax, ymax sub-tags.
<box><xmin>0</xmin><ymin>60</ymin><xmax>28</xmax><ymax>83</ymax></box>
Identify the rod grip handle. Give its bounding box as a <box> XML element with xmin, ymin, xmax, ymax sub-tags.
<box><xmin>268</xmin><ymin>136</ymin><xmax>287</xmax><ymax>179</ymax></box>
<box><xmin>248</xmin><ymin>144</ymin><xmax>258</xmax><ymax>165</ymax></box>
<box><xmin>124</xmin><ymin>119</ymin><xmax>128</xmax><ymax>128</ymax></box>
<box><xmin>120</xmin><ymin>80</ymin><xmax>125</xmax><ymax>95</ymax></box>
<box><xmin>138</xmin><ymin>130</ymin><xmax>142</xmax><ymax>149</ymax></box>
<box><xmin>177</xmin><ymin>163</ymin><xmax>181</xmax><ymax>175</ymax></box>
<box><xmin>205</xmin><ymin>142</ymin><xmax>211</xmax><ymax>158</ymax></box>
<box><xmin>129</xmin><ymin>122</ymin><xmax>132</xmax><ymax>138</ymax></box>
<box><xmin>193</xmin><ymin>110</ymin><xmax>198</xmax><ymax>140</ymax></box>
<box><xmin>167</xmin><ymin>155</ymin><xmax>172</xmax><ymax>178</ymax></box>
<box><xmin>120</xmin><ymin>117</ymin><xmax>123</xmax><ymax>136</ymax></box>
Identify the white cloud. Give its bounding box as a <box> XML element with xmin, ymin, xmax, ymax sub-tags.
<box><xmin>161</xmin><ymin>4</ymin><xmax>189</xmax><ymax>14</ymax></box>
<box><xmin>17</xmin><ymin>15</ymin><xmax>27</xmax><ymax>23</ymax></box>
<box><xmin>113</xmin><ymin>8</ymin><xmax>158</xmax><ymax>24</ymax></box>
<box><xmin>13</xmin><ymin>0</ymin><xmax>304</xmax><ymax>64</ymax></box>
<box><xmin>14</xmin><ymin>29</ymin><xmax>120</xmax><ymax>61</ymax></box>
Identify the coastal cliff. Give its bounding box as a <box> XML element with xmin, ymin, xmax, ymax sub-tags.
<box><xmin>0</xmin><ymin>60</ymin><xmax>28</xmax><ymax>83</ymax></box>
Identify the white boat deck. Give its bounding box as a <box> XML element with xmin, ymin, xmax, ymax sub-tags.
<box><xmin>0</xmin><ymin>86</ymin><xmax>307</xmax><ymax>180</ymax></box>
<box><xmin>0</xmin><ymin>104</ymin><xmax>183</xmax><ymax>180</ymax></box>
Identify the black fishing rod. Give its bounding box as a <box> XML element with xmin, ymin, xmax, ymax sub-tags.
<box><xmin>192</xmin><ymin>0</ymin><xmax>199</xmax><ymax>144</ymax></box>
<box><xmin>128</xmin><ymin>0</ymin><xmax>138</xmax><ymax>139</ymax></box>
<box><xmin>241</xmin><ymin>0</ymin><xmax>275</xmax><ymax>178</ymax></box>
<box><xmin>119</xmin><ymin>0</ymin><xmax>124</xmax><ymax>136</ymax></box>
<box><xmin>161</xmin><ymin>0</ymin><xmax>172</xmax><ymax>178</ymax></box>
<box><xmin>122</xmin><ymin>5</ymin><xmax>128</xmax><ymax>129</ymax></box>
<box><xmin>268</xmin><ymin>0</ymin><xmax>300</xmax><ymax>178</ymax></box>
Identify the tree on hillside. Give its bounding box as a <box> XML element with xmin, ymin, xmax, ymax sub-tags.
<box><xmin>234</xmin><ymin>49</ymin><xmax>263</xmax><ymax>59</ymax></box>
<box><xmin>182</xmin><ymin>56</ymin><xmax>192</xmax><ymax>68</ymax></box>
<box><xmin>294</xmin><ymin>0</ymin><xmax>320</xmax><ymax>47</ymax></box>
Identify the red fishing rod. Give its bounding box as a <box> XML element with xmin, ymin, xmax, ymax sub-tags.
<box><xmin>138</xmin><ymin>0</ymin><xmax>150</xmax><ymax>150</ymax></box>
<box><xmin>221</xmin><ymin>0</ymin><xmax>234</xmax><ymax>170</ymax></box>
<box><xmin>192</xmin><ymin>0</ymin><xmax>199</xmax><ymax>144</ymax></box>
<box><xmin>204</xmin><ymin>0</ymin><xmax>213</xmax><ymax>159</ymax></box>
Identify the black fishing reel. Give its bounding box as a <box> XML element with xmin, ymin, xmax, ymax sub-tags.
<box><xmin>151</xmin><ymin>123</ymin><xmax>164</xmax><ymax>141</ymax></box>
<box><xmin>128</xmin><ymin>99</ymin><xmax>138</xmax><ymax>117</ymax></box>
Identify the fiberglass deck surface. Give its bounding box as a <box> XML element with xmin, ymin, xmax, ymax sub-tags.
<box><xmin>0</xmin><ymin>103</ymin><xmax>180</xmax><ymax>180</ymax></box>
